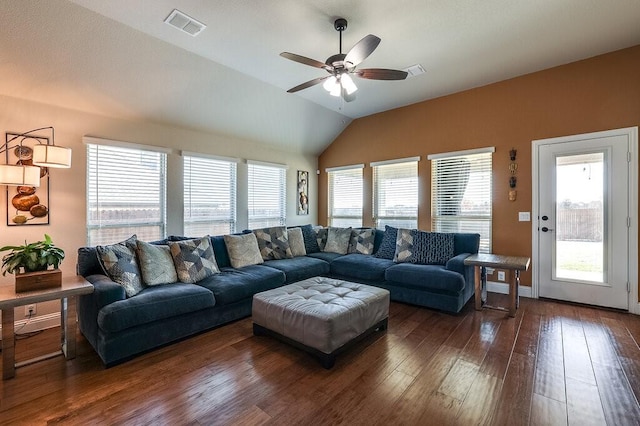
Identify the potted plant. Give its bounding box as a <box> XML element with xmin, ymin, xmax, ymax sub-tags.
<box><xmin>0</xmin><ymin>234</ymin><xmax>65</xmax><ymax>291</ymax></box>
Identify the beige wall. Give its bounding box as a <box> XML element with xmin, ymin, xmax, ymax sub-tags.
<box><xmin>318</xmin><ymin>45</ymin><xmax>640</xmax><ymax>290</ymax></box>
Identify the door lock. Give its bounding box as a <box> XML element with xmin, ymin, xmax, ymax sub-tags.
<box><xmin>541</xmin><ymin>215</ymin><xmax>548</xmax><ymax>221</ymax></box>
<box><xmin>541</xmin><ymin>227</ymin><xmax>554</xmax><ymax>232</ymax></box>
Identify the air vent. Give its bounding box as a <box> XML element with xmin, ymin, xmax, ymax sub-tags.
<box><xmin>164</xmin><ymin>9</ymin><xmax>206</xmax><ymax>37</ymax></box>
<box><xmin>403</xmin><ymin>64</ymin><xmax>426</xmax><ymax>78</ymax></box>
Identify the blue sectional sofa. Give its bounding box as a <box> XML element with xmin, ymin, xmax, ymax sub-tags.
<box><xmin>77</xmin><ymin>227</ymin><xmax>479</xmax><ymax>366</ymax></box>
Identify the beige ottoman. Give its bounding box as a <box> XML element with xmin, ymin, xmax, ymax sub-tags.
<box><xmin>252</xmin><ymin>276</ymin><xmax>390</xmax><ymax>368</ymax></box>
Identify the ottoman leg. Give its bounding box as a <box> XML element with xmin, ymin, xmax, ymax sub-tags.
<box><xmin>253</xmin><ymin>323</ymin><xmax>267</xmax><ymax>336</ymax></box>
<box><xmin>318</xmin><ymin>353</ymin><xmax>336</xmax><ymax>369</ymax></box>
<box><xmin>377</xmin><ymin>318</ymin><xmax>388</xmax><ymax>331</ymax></box>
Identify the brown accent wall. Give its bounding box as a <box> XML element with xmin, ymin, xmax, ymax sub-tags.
<box><xmin>318</xmin><ymin>45</ymin><xmax>640</xmax><ymax>288</ymax></box>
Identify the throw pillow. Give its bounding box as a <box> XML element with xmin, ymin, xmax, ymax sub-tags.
<box><xmin>253</xmin><ymin>226</ymin><xmax>293</xmax><ymax>260</ymax></box>
<box><xmin>348</xmin><ymin>228</ymin><xmax>375</xmax><ymax>255</ymax></box>
<box><xmin>135</xmin><ymin>240</ymin><xmax>178</xmax><ymax>286</ymax></box>
<box><xmin>96</xmin><ymin>235</ymin><xmax>144</xmax><ymax>297</ymax></box>
<box><xmin>411</xmin><ymin>231</ymin><xmax>455</xmax><ymax>265</ymax></box>
<box><xmin>224</xmin><ymin>233</ymin><xmax>264</xmax><ymax>268</ymax></box>
<box><xmin>287</xmin><ymin>227</ymin><xmax>307</xmax><ymax>257</ymax></box>
<box><xmin>324</xmin><ymin>227</ymin><xmax>352</xmax><ymax>255</ymax></box>
<box><xmin>393</xmin><ymin>228</ymin><xmax>414</xmax><ymax>263</ymax></box>
<box><xmin>375</xmin><ymin>225</ymin><xmax>398</xmax><ymax>259</ymax></box>
<box><xmin>300</xmin><ymin>224</ymin><xmax>320</xmax><ymax>253</ymax></box>
<box><xmin>169</xmin><ymin>236</ymin><xmax>220</xmax><ymax>284</ymax></box>
<box><xmin>316</xmin><ymin>227</ymin><xmax>328</xmax><ymax>251</ymax></box>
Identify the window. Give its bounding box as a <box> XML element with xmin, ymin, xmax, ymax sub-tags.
<box><xmin>86</xmin><ymin>140</ymin><xmax>167</xmax><ymax>245</ymax></box>
<box><xmin>183</xmin><ymin>153</ymin><xmax>237</xmax><ymax>236</ymax></box>
<box><xmin>372</xmin><ymin>157</ymin><xmax>419</xmax><ymax>229</ymax></box>
<box><xmin>327</xmin><ymin>165</ymin><xmax>364</xmax><ymax>227</ymax></box>
<box><xmin>429</xmin><ymin>147</ymin><xmax>494</xmax><ymax>253</ymax></box>
<box><xmin>248</xmin><ymin>161</ymin><xmax>286</xmax><ymax>229</ymax></box>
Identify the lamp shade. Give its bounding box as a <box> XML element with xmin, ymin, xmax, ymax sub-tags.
<box><xmin>0</xmin><ymin>164</ymin><xmax>41</xmax><ymax>187</ymax></box>
<box><xmin>33</xmin><ymin>144</ymin><xmax>72</xmax><ymax>168</ymax></box>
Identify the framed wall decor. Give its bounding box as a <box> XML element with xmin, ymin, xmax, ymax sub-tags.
<box><xmin>6</xmin><ymin>132</ymin><xmax>50</xmax><ymax>226</ymax></box>
<box><xmin>297</xmin><ymin>170</ymin><xmax>309</xmax><ymax>215</ymax></box>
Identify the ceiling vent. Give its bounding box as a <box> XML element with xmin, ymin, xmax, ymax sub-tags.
<box><xmin>164</xmin><ymin>9</ymin><xmax>206</xmax><ymax>37</ymax></box>
<box><xmin>403</xmin><ymin>64</ymin><xmax>426</xmax><ymax>78</ymax></box>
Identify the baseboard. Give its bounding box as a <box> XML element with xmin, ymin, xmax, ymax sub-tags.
<box><xmin>0</xmin><ymin>313</ymin><xmax>60</xmax><ymax>335</ymax></box>
<box><xmin>487</xmin><ymin>280</ymin><xmax>533</xmax><ymax>298</ymax></box>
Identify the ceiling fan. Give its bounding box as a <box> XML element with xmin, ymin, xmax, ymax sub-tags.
<box><xmin>280</xmin><ymin>18</ymin><xmax>408</xmax><ymax>102</ymax></box>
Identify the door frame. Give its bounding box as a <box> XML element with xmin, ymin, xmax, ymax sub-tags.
<box><xmin>531</xmin><ymin>127</ymin><xmax>639</xmax><ymax>313</ymax></box>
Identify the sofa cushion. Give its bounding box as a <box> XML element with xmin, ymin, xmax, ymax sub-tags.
<box><xmin>316</xmin><ymin>228</ymin><xmax>328</xmax><ymax>251</ymax></box>
<box><xmin>331</xmin><ymin>254</ymin><xmax>395</xmax><ymax>281</ymax></box>
<box><xmin>136</xmin><ymin>240</ymin><xmax>178</xmax><ymax>286</ymax></box>
<box><xmin>393</xmin><ymin>228</ymin><xmax>414</xmax><ymax>262</ymax></box>
<box><xmin>385</xmin><ymin>263</ymin><xmax>465</xmax><ymax>293</ymax></box>
<box><xmin>253</xmin><ymin>226</ymin><xmax>293</xmax><ymax>260</ymax></box>
<box><xmin>96</xmin><ymin>235</ymin><xmax>143</xmax><ymax>298</ymax></box>
<box><xmin>97</xmin><ymin>283</ymin><xmax>215</xmax><ymax>333</ymax></box>
<box><xmin>299</xmin><ymin>224</ymin><xmax>320</xmax><ymax>254</ymax></box>
<box><xmin>306</xmin><ymin>251</ymin><xmax>344</xmax><ymax>263</ymax></box>
<box><xmin>454</xmin><ymin>233</ymin><xmax>481</xmax><ymax>256</ymax></box>
<box><xmin>411</xmin><ymin>231</ymin><xmax>455</xmax><ymax>265</ymax></box>
<box><xmin>348</xmin><ymin>228</ymin><xmax>375</xmax><ymax>255</ymax></box>
<box><xmin>287</xmin><ymin>227</ymin><xmax>307</xmax><ymax>257</ymax></box>
<box><xmin>263</xmin><ymin>256</ymin><xmax>330</xmax><ymax>283</ymax></box>
<box><xmin>375</xmin><ymin>225</ymin><xmax>398</xmax><ymax>259</ymax></box>
<box><xmin>224</xmin><ymin>233</ymin><xmax>264</xmax><ymax>268</ymax></box>
<box><xmin>196</xmin><ymin>264</ymin><xmax>285</xmax><ymax>305</ymax></box>
<box><xmin>169</xmin><ymin>236</ymin><xmax>220</xmax><ymax>283</ymax></box>
<box><xmin>324</xmin><ymin>227</ymin><xmax>352</xmax><ymax>254</ymax></box>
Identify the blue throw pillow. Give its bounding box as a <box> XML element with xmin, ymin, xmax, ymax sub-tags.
<box><xmin>375</xmin><ymin>225</ymin><xmax>398</xmax><ymax>259</ymax></box>
<box><xmin>299</xmin><ymin>224</ymin><xmax>320</xmax><ymax>253</ymax></box>
<box><xmin>411</xmin><ymin>231</ymin><xmax>455</xmax><ymax>265</ymax></box>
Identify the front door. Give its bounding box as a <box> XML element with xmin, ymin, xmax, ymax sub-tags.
<box><xmin>535</xmin><ymin>129</ymin><xmax>632</xmax><ymax>310</ymax></box>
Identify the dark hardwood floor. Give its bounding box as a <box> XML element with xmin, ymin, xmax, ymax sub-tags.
<box><xmin>1</xmin><ymin>294</ymin><xmax>640</xmax><ymax>425</ymax></box>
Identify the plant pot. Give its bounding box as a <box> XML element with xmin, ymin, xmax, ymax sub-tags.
<box><xmin>15</xmin><ymin>269</ymin><xmax>62</xmax><ymax>293</ymax></box>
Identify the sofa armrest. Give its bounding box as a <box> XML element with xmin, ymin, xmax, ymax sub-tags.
<box><xmin>84</xmin><ymin>274</ymin><xmax>127</xmax><ymax>308</ymax></box>
<box><xmin>445</xmin><ymin>253</ymin><xmax>472</xmax><ymax>276</ymax></box>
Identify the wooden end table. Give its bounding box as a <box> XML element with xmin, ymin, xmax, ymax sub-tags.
<box><xmin>0</xmin><ymin>275</ymin><xmax>93</xmax><ymax>379</ymax></box>
<box><xmin>464</xmin><ymin>254</ymin><xmax>530</xmax><ymax>317</ymax></box>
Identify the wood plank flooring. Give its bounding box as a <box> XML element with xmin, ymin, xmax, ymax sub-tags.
<box><xmin>1</xmin><ymin>294</ymin><xmax>640</xmax><ymax>425</ymax></box>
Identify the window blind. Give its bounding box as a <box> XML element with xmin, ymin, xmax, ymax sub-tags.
<box><xmin>248</xmin><ymin>162</ymin><xmax>286</xmax><ymax>229</ymax></box>
<box><xmin>86</xmin><ymin>144</ymin><xmax>166</xmax><ymax>245</ymax></box>
<box><xmin>430</xmin><ymin>149</ymin><xmax>493</xmax><ymax>253</ymax></box>
<box><xmin>372</xmin><ymin>159</ymin><xmax>419</xmax><ymax>229</ymax></box>
<box><xmin>183</xmin><ymin>155</ymin><xmax>237</xmax><ymax>236</ymax></box>
<box><xmin>328</xmin><ymin>166</ymin><xmax>363</xmax><ymax>227</ymax></box>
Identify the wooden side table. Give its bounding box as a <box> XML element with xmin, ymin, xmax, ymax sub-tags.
<box><xmin>0</xmin><ymin>275</ymin><xmax>93</xmax><ymax>379</ymax></box>
<box><xmin>464</xmin><ymin>254</ymin><xmax>530</xmax><ymax>317</ymax></box>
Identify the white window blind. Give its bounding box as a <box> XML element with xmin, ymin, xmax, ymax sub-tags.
<box><xmin>86</xmin><ymin>143</ymin><xmax>166</xmax><ymax>245</ymax></box>
<box><xmin>328</xmin><ymin>165</ymin><xmax>363</xmax><ymax>227</ymax></box>
<box><xmin>183</xmin><ymin>154</ymin><xmax>237</xmax><ymax>236</ymax></box>
<box><xmin>248</xmin><ymin>162</ymin><xmax>286</xmax><ymax>229</ymax></box>
<box><xmin>430</xmin><ymin>148</ymin><xmax>493</xmax><ymax>253</ymax></box>
<box><xmin>372</xmin><ymin>158</ymin><xmax>419</xmax><ymax>229</ymax></box>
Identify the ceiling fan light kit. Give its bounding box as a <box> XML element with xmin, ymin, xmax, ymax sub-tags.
<box><xmin>281</xmin><ymin>18</ymin><xmax>408</xmax><ymax>102</ymax></box>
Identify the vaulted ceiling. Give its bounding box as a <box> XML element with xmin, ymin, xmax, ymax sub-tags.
<box><xmin>2</xmin><ymin>0</ymin><xmax>640</xmax><ymax>155</ymax></box>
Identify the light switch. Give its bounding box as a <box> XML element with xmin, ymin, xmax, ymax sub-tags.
<box><xmin>519</xmin><ymin>212</ymin><xmax>531</xmax><ymax>222</ymax></box>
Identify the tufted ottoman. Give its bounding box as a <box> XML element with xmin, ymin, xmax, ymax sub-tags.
<box><xmin>252</xmin><ymin>276</ymin><xmax>389</xmax><ymax>368</ymax></box>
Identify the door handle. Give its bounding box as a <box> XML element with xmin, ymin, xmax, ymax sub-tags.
<box><xmin>541</xmin><ymin>227</ymin><xmax>554</xmax><ymax>232</ymax></box>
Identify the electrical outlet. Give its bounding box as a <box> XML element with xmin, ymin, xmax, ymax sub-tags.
<box><xmin>25</xmin><ymin>304</ymin><xmax>36</xmax><ymax>317</ymax></box>
<box><xmin>498</xmin><ymin>271</ymin><xmax>506</xmax><ymax>281</ymax></box>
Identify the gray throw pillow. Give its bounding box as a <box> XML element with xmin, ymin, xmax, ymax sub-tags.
<box><xmin>253</xmin><ymin>226</ymin><xmax>293</xmax><ymax>260</ymax></box>
<box><xmin>96</xmin><ymin>235</ymin><xmax>144</xmax><ymax>298</ymax></box>
<box><xmin>411</xmin><ymin>231</ymin><xmax>455</xmax><ymax>265</ymax></box>
<box><xmin>287</xmin><ymin>227</ymin><xmax>307</xmax><ymax>257</ymax></box>
<box><xmin>135</xmin><ymin>240</ymin><xmax>178</xmax><ymax>286</ymax></box>
<box><xmin>224</xmin><ymin>233</ymin><xmax>264</xmax><ymax>268</ymax></box>
<box><xmin>169</xmin><ymin>236</ymin><xmax>219</xmax><ymax>283</ymax></box>
<box><xmin>316</xmin><ymin>227</ymin><xmax>328</xmax><ymax>251</ymax></box>
<box><xmin>348</xmin><ymin>228</ymin><xmax>375</xmax><ymax>255</ymax></box>
<box><xmin>324</xmin><ymin>227</ymin><xmax>352</xmax><ymax>255</ymax></box>
<box><xmin>393</xmin><ymin>228</ymin><xmax>414</xmax><ymax>263</ymax></box>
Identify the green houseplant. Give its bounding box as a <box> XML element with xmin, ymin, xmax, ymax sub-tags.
<box><xmin>0</xmin><ymin>234</ymin><xmax>65</xmax><ymax>276</ymax></box>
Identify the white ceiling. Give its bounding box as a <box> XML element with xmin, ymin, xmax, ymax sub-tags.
<box><xmin>2</xmin><ymin>1</ymin><xmax>640</xmax><ymax>155</ymax></box>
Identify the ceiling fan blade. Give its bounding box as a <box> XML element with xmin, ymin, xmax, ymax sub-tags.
<box><xmin>286</xmin><ymin>76</ymin><xmax>330</xmax><ymax>93</ymax></box>
<box><xmin>355</xmin><ymin>68</ymin><xmax>409</xmax><ymax>80</ymax></box>
<box><xmin>344</xmin><ymin>34</ymin><xmax>381</xmax><ymax>66</ymax></box>
<box><xmin>280</xmin><ymin>52</ymin><xmax>329</xmax><ymax>70</ymax></box>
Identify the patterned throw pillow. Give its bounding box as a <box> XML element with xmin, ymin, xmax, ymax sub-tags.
<box><xmin>135</xmin><ymin>240</ymin><xmax>177</xmax><ymax>286</ymax></box>
<box><xmin>224</xmin><ymin>233</ymin><xmax>264</xmax><ymax>268</ymax></box>
<box><xmin>411</xmin><ymin>231</ymin><xmax>455</xmax><ymax>265</ymax></box>
<box><xmin>348</xmin><ymin>228</ymin><xmax>375</xmax><ymax>255</ymax></box>
<box><xmin>253</xmin><ymin>226</ymin><xmax>293</xmax><ymax>260</ymax></box>
<box><xmin>300</xmin><ymin>224</ymin><xmax>320</xmax><ymax>253</ymax></box>
<box><xmin>324</xmin><ymin>227</ymin><xmax>352</xmax><ymax>254</ymax></box>
<box><xmin>316</xmin><ymin>227</ymin><xmax>328</xmax><ymax>251</ymax></box>
<box><xmin>393</xmin><ymin>228</ymin><xmax>414</xmax><ymax>262</ymax></box>
<box><xmin>375</xmin><ymin>225</ymin><xmax>398</xmax><ymax>259</ymax></box>
<box><xmin>169</xmin><ymin>236</ymin><xmax>220</xmax><ymax>283</ymax></box>
<box><xmin>96</xmin><ymin>235</ymin><xmax>144</xmax><ymax>297</ymax></box>
<box><xmin>287</xmin><ymin>227</ymin><xmax>307</xmax><ymax>257</ymax></box>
